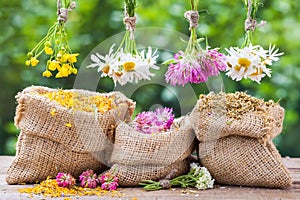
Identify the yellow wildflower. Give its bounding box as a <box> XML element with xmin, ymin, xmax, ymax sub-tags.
<box><xmin>44</xmin><ymin>46</ymin><xmax>54</xmax><ymax>55</ymax></box>
<box><xmin>71</xmin><ymin>68</ymin><xmax>78</xmax><ymax>75</ymax></box>
<box><xmin>55</xmin><ymin>72</ymin><xmax>63</xmax><ymax>78</ymax></box>
<box><xmin>48</xmin><ymin>60</ymin><xmax>60</xmax><ymax>71</ymax></box>
<box><xmin>42</xmin><ymin>70</ymin><xmax>52</xmax><ymax>77</ymax></box>
<box><xmin>25</xmin><ymin>60</ymin><xmax>31</xmax><ymax>66</ymax></box>
<box><xmin>56</xmin><ymin>51</ymin><xmax>64</xmax><ymax>62</ymax></box>
<box><xmin>62</xmin><ymin>63</ymin><xmax>71</xmax><ymax>70</ymax></box>
<box><xmin>30</xmin><ymin>57</ymin><xmax>39</xmax><ymax>67</ymax></box>
<box><xmin>60</xmin><ymin>64</ymin><xmax>71</xmax><ymax>77</ymax></box>
<box><xmin>68</xmin><ymin>53</ymin><xmax>79</xmax><ymax>63</ymax></box>
<box><xmin>62</xmin><ymin>53</ymin><xmax>70</xmax><ymax>63</ymax></box>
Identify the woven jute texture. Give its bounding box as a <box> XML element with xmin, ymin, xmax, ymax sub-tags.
<box><xmin>191</xmin><ymin>92</ymin><xmax>291</xmax><ymax>188</ymax></box>
<box><xmin>199</xmin><ymin>135</ymin><xmax>292</xmax><ymax>188</ymax></box>
<box><xmin>190</xmin><ymin>93</ymin><xmax>284</xmax><ymax>144</ymax></box>
<box><xmin>6</xmin><ymin>86</ymin><xmax>135</xmax><ymax>184</ymax></box>
<box><xmin>110</xmin><ymin>116</ymin><xmax>196</xmax><ymax>166</ymax></box>
<box><xmin>109</xmin><ymin>159</ymin><xmax>190</xmax><ymax>187</ymax></box>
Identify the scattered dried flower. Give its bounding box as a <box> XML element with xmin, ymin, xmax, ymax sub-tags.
<box><xmin>79</xmin><ymin>170</ymin><xmax>99</xmax><ymax>189</ymax></box>
<box><xmin>56</xmin><ymin>173</ymin><xmax>76</xmax><ymax>188</ymax></box>
<box><xmin>100</xmin><ymin>172</ymin><xmax>119</xmax><ymax>191</ymax></box>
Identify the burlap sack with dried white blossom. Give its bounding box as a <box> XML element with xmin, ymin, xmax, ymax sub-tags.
<box><xmin>6</xmin><ymin>86</ymin><xmax>135</xmax><ymax>184</ymax></box>
<box><xmin>108</xmin><ymin>116</ymin><xmax>196</xmax><ymax>186</ymax></box>
<box><xmin>190</xmin><ymin>93</ymin><xmax>292</xmax><ymax>188</ymax></box>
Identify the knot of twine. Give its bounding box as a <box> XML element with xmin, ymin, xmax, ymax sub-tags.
<box><xmin>158</xmin><ymin>169</ymin><xmax>178</xmax><ymax>189</ymax></box>
<box><xmin>124</xmin><ymin>16</ymin><xmax>136</xmax><ymax>40</ymax></box>
<box><xmin>184</xmin><ymin>10</ymin><xmax>199</xmax><ymax>30</ymax></box>
<box><xmin>244</xmin><ymin>0</ymin><xmax>266</xmax><ymax>31</ymax></box>
<box><xmin>57</xmin><ymin>0</ymin><xmax>76</xmax><ymax>23</ymax></box>
<box><xmin>159</xmin><ymin>179</ymin><xmax>171</xmax><ymax>189</ymax></box>
<box><xmin>244</xmin><ymin>18</ymin><xmax>266</xmax><ymax>32</ymax></box>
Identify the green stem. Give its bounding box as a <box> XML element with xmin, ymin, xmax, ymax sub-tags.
<box><xmin>242</xmin><ymin>31</ymin><xmax>253</xmax><ymax>48</ymax></box>
<box><xmin>62</xmin><ymin>0</ymin><xmax>71</xmax><ymax>8</ymax></box>
<box><xmin>124</xmin><ymin>0</ymin><xmax>137</xmax><ymax>17</ymax></box>
<box><xmin>115</xmin><ymin>32</ymin><xmax>128</xmax><ymax>55</ymax></box>
<box><xmin>184</xmin><ymin>0</ymin><xmax>202</xmax><ymax>55</ymax></box>
<box><xmin>30</xmin><ymin>23</ymin><xmax>57</xmax><ymax>54</ymax></box>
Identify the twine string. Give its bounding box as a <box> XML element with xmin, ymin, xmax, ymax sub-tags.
<box><xmin>244</xmin><ymin>0</ymin><xmax>266</xmax><ymax>31</ymax></box>
<box><xmin>123</xmin><ymin>5</ymin><xmax>136</xmax><ymax>40</ymax></box>
<box><xmin>159</xmin><ymin>179</ymin><xmax>171</xmax><ymax>189</ymax></box>
<box><xmin>184</xmin><ymin>10</ymin><xmax>199</xmax><ymax>30</ymax></box>
<box><xmin>57</xmin><ymin>0</ymin><xmax>76</xmax><ymax>23</ymax></box>
<box><xmin>158</xmin><ymin>169</ymin><xmax>178</xmax><ymax>189</ymax></box>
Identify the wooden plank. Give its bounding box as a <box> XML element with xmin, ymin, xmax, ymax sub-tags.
<box><xmin>0</xmin><ymin>156</ymin><xmax>299</xmax><ymax>200</ymax></box>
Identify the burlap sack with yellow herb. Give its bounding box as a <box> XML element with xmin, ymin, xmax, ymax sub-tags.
<box><xmin>108</xmin><ymin>117</ymin><xmax>196</xmax><ymax>186</ymax></box>
<box><xmin>190</xmin><ymin>92</ymin><xmax>292</xmax><ymax>188</ymax></box>
<box><xmin>6</xmin><ymin>86</ymin><xmax>135</xmax><ymax>184</ymax></box>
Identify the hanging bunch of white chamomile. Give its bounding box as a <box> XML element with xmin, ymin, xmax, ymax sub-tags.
<box><xmin>87</xmin><ymin>0</ymin><xmax>159</xmax><ymax>86</ymax></box>
<box><xmin>224</xmin><ymin>0</ymin><xmax>283</xmax><ymax>84</ymax></box>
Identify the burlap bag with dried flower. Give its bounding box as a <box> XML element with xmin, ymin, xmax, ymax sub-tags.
<box><xmin>190</xmin><ymin>92</ymin><xmax>292</xmax><ymax>188</ymax></box>
<box><xmin>108</xmin><ymin>117</ymin><xmax>195</xmax><ymax>186</ymax></box>
<box><xmin>6</xmin><ymin>86</ymin><xmax>135</xmax><ymax>184</ymax></box>
<box><xmin>110</xmin><ymin>116</ymin><xmax>196</xmax><ymax>166</ymax></box>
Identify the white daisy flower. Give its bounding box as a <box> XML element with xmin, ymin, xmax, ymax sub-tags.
<box><xmin>87</xmin><ymin>44</ymin><xmax>160</xmax><ymax>85</ymax></box>
<box><xmin>140</xmin><ymin>46</ymin><xmax>160</xmax><ymax>70</ymax></box>
<box><xmin>265</xmin><ymin>44</ymin><xmax>284</xmax><ymax>65</ymax></box>
<box><xmin>225</xmin><ymin>46</ymin><xmax>259</xmax><ymax>81</ymax></box>
<box><xmin>248</xmin><ymin>64</ymin><xmax>272</xmax><ymax>83</ymax></box>
<box><xmin>225</xmin><ymin>43</ymin><xmax>283</xmax><ymax>84</ymax></box>
<box><xmin>113</xmin><ymin>53</ymin><xmax>155</xmax><ymax>85</ymax></box>
<box><xmin>87</xmin><ymin>44</ymin><xmax>118</xmax><ymax>77</ymax></box>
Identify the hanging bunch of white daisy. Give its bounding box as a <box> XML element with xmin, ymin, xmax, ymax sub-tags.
<box><xmin>225</xmin><ymin>0</ymin><xmax>283</xmax><ymax>84</ymax></box>
<box><xmin>225</xmin><ymin>44</ymin><xmax>283</xmax><ymax>83</ymax></box>
<box><xmin>87</xmin><ymin>0</ymin><xmax>159</xmax><ymax>85</ymax></box>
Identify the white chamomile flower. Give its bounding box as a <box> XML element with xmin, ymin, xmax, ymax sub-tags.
<box><xmin>140</xmin><ymin>46</ymin><xmax>160</xmax><ymax>70</ymax></box>
<box><xmin>113</xmin><ymin>53</ymin><xmax>155</xmax><ymax>85</ymax></box>
<box><xmin>265</xmin><ymin>43</ymin><xmax>284</xmax><ymax>65</ymax></box>
<box><xmin>87</xmin><ymin>44</ymin><xmax>118</xmax><ymax>77</ymax></box>
<box><xmin>87</xmin><ymin>44</ymin><xmax>160</xmax><ymax>85</ymax></box>
<box><xmin>248</xmin><ymin>64</ymin><xmax>271</xmax><ymax>84</ymax></box>
<box><xmin>225</xmin><ymin>43</ymin><xmax>283</xmax><ymax>84</ymax></box>
<box><xmin>225</xmin><ymin>46</ymin><xmax>259</xmax><ymax>81</ymax></box>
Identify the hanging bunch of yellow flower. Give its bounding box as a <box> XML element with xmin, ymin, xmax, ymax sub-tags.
<box><xmin>25</xmin><ymin>0</ymin><xmax>79</xmax><ymax>78</ymax></box>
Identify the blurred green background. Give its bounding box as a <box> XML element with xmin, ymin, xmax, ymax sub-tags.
<box><xmin>0</xmin><ymin>0</ymin><xmax>299</xmax><ymax>156</ymax></box>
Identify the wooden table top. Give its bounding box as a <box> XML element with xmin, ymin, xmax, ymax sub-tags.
<box><xmin>0</xmin><ymin>156</ymin><xmax>299</xmax><ymax>200</ymax></box>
